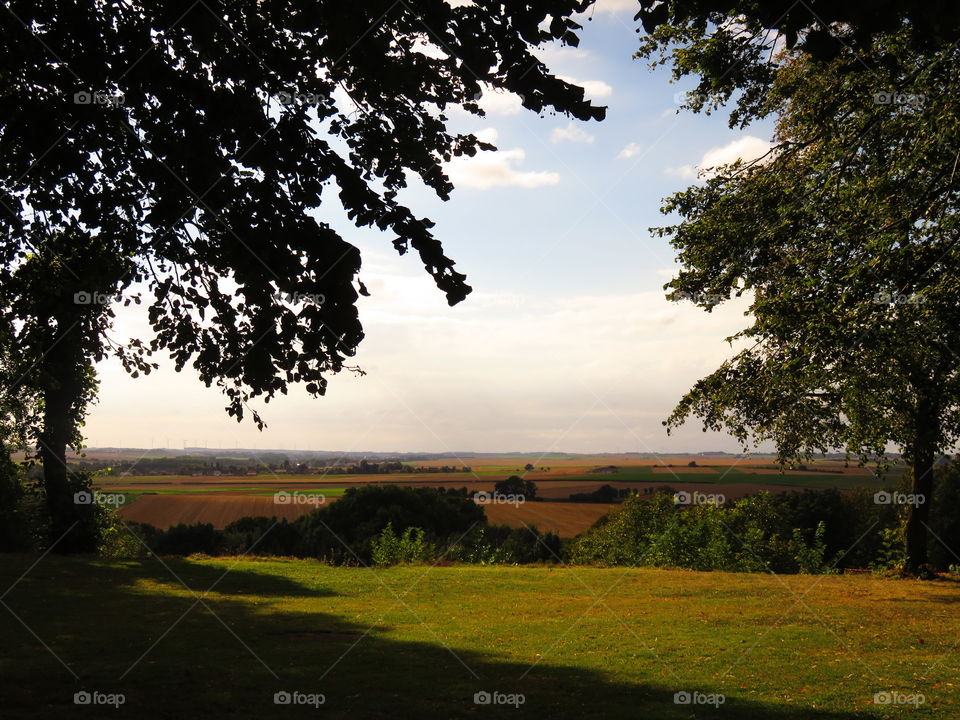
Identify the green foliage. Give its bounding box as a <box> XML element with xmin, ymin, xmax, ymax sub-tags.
<box><xmin>222</xmin><ymin>516</ymin><xmax>301</xmax><ymax>557</ymax></box>
<box><xmin>656</xmin><ymin>30</ymin><xmax>960</xmax><ymax>571</ymax></box>
<box><xmin>635</xmin><ymin>1</ymin><xmax>958</xmax><ymax>128</ymax></box>
<box><xmin>870</xmin><ymin>526</ymin><xmax>907</xmax><ymax>573</ymax></box>
<box><xmin>97</xmin><ymin>510</ymin><xmax>147</xmax><ymax>559</ymax></box>
<box><xmin>0</xmin><ymin>455</ymin><xmax>42</xmax><ymax>552</ymax></box>
<box><xmin>445</xmin><ymin>524</ymin><xmax>561</xmax><ymax>565</ymax></box>
<box><xmin>152</xmin><ymin>523</ymin><xmax>223</xmax><ymax>556</ymax></box>
<box><xmin>371</xmin><ymin>523</ymin><xmax>434</xmax><ymax>567</ymax></box>
<box><xmin>569</xmin><ymin>492</ymin><xmax>843</xmax><ymax>573</ymax></box>
<box><xmin>295</xmin><ymin>486</ymin><xmax>485</xmax><ymax>564</ymax></box>
<box><xmin>792</xmin><ymin>522</ymin><xmax>830</xmax><ymax>575</ymax></box>
<box><xmin>0</xmin><ymin>2</ymin><xmax>605</xmax><ymax>432</ymax></box>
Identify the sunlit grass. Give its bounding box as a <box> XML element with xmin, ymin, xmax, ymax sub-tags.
<box><xmin>0</xmin><ymin>556</ymin><xmax>955</xmax><ymax>718</ymax></box>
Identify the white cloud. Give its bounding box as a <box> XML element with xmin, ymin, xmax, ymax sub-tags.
<box><xmin>558</xmin><ymin>75</ymin><xmax>613</xmax><ymax>100</ymax></box>
<box><xmin>550</xmin><ymin>122</ymin><xmax>595</xmax><ymax>144</ymax></box>
<box><xmin>535</xmin><ymin>45</ymin><xmax>592</xmax><ymax>65</ymax></box>
<box><xmin>89</xmin><ymin>265</ymin><xmax>753</xmax><ymax>453</ymax></box>
<box><xmin>588</xmin><ymin>0</ymin><xmax>637</xmax><ymax>15</ymax></box>
<box><xmin>665</xmin><ymin>165</ymin><xmax>698</xmax><ymax>180</ymax></box>
<box><xmin>479</xmin><ymin>88</ymin><xmax>524</xmax><ymax>116</ymax></box>
<box><xmin>463</xmin><ymin>76</ymin><xmax>607</xmax><ymax>118</ymax></box>
<box><xmin>617</xmin><ymin>142</ymin><xmax>642</xmax><ymax>159</ymax></box>
<box><xmin>666</xmin><ymin>136</ymin><xmax>773</xmax><ymax>180</ymax></box>
<box><xmin>446</xmin><ymin>128</ymin><xmax>560</xmax><ymax>189</ymax></box>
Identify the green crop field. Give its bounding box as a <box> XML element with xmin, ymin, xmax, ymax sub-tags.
<box><xmin>554</xmin><ymin>470</ymin><xmax>888</xmax><ymax>490</ymax></box>
<box><xmin>0</xmin><ymin>555</ymin><xmax>955</xmax><ymax>718</ymax></box>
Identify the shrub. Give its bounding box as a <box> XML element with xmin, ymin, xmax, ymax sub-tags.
<box><xmin>567</xmin><ymin>492</ymin><xmax>841</xmax><ymax>573</ymax></box>
<box><xmin>444</xmin><ymin>524</ymin><xmax>560</xmax><ymax>565</ymax></box>
<box><xmin>0</xmin><ymin>454</ymin><xmax>42</xmax><ymax>552</ymax></box>
<box><xmin>223</xmin><ymin>516</ymin><xmax>300</xmax><ymax>556</ymax></box>
<box><xmin>295</xmin><ymin>485</ymin><xmax>484</xmax><ymax>564</ymax></box>
<box><xmin>371</xmin><ymin>523</ymin><xmax>434</xmax><ymax>566</ymax></box>
<box><xmin>153</xmin><ymin>523</ymin><xmax>223</xmax><ymax>556</ymax></box>
<box><xmin>97</xmin><ymin>511</ymin><xmax>150</xmax><ymax>558</ymax></box>
<box><xmin>929</xmin><ymin>461</ymin><xmax>960</xmax><ymax>570</ymax></box>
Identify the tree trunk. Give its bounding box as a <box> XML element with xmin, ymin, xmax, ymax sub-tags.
<box><xmin>38</xmin><ymin>320</ymin><xmax>86</xmax><ymax>552</ymax></box>
<box><xmin>39</xmin><ymin>378</ymin><xmax>74</xmax><ymax>548</ymax></box>
<box><xmin>904</xmin><ymin>399</ymin><xmax>936</xmax><ymax>574</ymax></box>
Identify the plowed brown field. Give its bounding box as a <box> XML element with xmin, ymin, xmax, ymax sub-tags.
<box><xmin>120</xmin><ymin>494</ymin><xmax>324</xmax><ymax>528</ymax></box>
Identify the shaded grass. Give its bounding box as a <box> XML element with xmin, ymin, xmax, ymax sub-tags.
<box><xmin>0</xmin><ymin>556</ymin><xmax>957</xmax><ymax>718</ymax></box>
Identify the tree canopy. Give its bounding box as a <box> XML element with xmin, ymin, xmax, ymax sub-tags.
<box><xmin>0</xmin><ymin>0</ymin><xmax>605</xmax><ymax>549</ymax></box>
<box><xmin>636</xmin><ymin>0</ymin><xmax>960</xmax><ymax>127</ymax></box>
<box><xmin>659</xmin><ymin>30</ymin><xmax>960</xmax><ymax>570</ymax></box>
<box><xmin>1</xmin><ymin>0</ymin><xmax>606</xmax><ymax>426</ymax></box>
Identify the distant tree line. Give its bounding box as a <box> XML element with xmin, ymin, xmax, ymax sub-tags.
<box><xmin>6</xmin><ymin>460</ymin><xmax>960</xmax><ymax>576</ymax></box>
<box><xmin>54</xmin><ymin>456</ymin><xmax>472</xmax><ymax>477</ymax></box>
<box><xmin>99</xmin><ymin>486</ymin><xmax>560</xmax><ymax>566</ymax></box>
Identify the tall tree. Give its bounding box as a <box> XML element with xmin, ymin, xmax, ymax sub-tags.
<box><xmin>0</xmin><ymin>1</ymin><xmax>605</xmax><ymax>549</ymax></box>
<box><xmin>6</xmin><ymin>231</ymin><xmax>129</xmax><ymax>548</ymax></box>
<box><xmin>658</xmin><ymin>32</ymin><xmax>960</xmax><ymax>572</ymax></box>
<box><xmin>636</xmin><ymin>0</ymin><xmax>960</xmax><ymax>127</ymax></box>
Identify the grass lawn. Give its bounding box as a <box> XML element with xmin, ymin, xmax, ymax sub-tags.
<box><xmin>1</xmin><ymin>556</ymin><xmax>957</xmax><ymax>718</ymax></box>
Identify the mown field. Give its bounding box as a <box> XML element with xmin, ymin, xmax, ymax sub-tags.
<box><xmin>0</xmin><ymin>555</ymin><xmax>955</xmax><ymax>718</ymax></box>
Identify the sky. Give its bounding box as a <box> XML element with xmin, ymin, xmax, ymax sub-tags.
<box><xmin>85</xmin><ymin>1</ymin><xmax>778</xmax><ymax>454</ymax></box>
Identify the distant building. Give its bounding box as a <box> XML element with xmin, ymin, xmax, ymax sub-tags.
<box><xmin>590</xmin><ymin>465</ymin><xmax>619</xmax><ymax>474</ymax></box>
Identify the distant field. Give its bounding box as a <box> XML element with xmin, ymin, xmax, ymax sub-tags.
<box><xmin>482</xmin><ymin>502</ymin><xmax>613</xmax><ymax>537</ymax></box>
<box><xmin>97</xmin><ymin>456</ymin><xmax>900</xmax><ymax>534</ymax></box>
<box><xmin>0</xmin><ymin>555</ymin><xmax>955</xmax><ymax>718</ymax></box>
<box><xmin>119</xmin><ymin>489</ymin><xmax>345</xmax><ymax>529</ymax></box>
<box><xmin>119</xmin><ymin>493</ymin><xmax>610</xmax><ymax>537</ymax></box>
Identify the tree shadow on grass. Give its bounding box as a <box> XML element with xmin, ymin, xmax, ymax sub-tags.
<box><xmin>0</xmin><ymin>555</ymin><xmax>881</xmax><ymax>719</ymax></box>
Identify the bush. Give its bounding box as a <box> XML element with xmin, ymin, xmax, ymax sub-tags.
<box><xmin>929</xmin><ymin>461</ymin><xmax>960</xmax><ymax>570</ymax></box>
<box><xmin>295</xmin><ymin>486</ymin><xmax>484</xmax><ymax>564</ymax></box>
<box><xmin>97</xmin><ymin>511</ymin><xmax>150</xmax><ymax>558</ymax></box>
<box><xmin>222</xmin><ymin>516</ymin><xmax>300</xmax><ymax>556</ymax></box>
<box><xmin>153</xmin><ymin>523</ymin><xmax>223</xmax><ymax>556</ymax></box>
<box><xmin>445</xmin><ymin>524</ymin><xmax>561</xmax><ymax>565</ymax></box>
<box><xmin>371</xmin><ymin>523</ymin><xmax>434</xmax><ymax>566</ymax></box>
<box><xmin>568</xmin><ymin>492</ymin><xmax>839</xmax><ymax>573</ymax></box>
<box><xmin>0</xmin><ymin>453</ymin><xmax>42</xmax><ymax>551</ymax></box>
